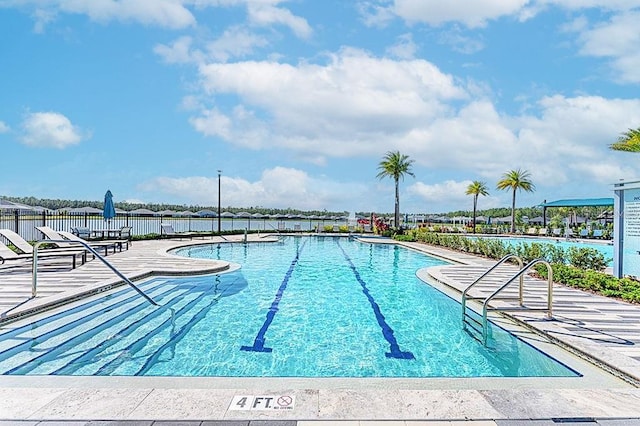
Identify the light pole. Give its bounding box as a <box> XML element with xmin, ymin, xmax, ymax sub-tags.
<box><xmin>217</xmin><ymin>170</ymin><xmax>222</xmax><ymax>234</ymax></box>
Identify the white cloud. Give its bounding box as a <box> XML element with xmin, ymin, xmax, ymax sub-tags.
<box><xmin>194</xmin><ymin>48</ymin><xmax>467</xmax><ymax>156</ymax></box>
<box><xmin>572</xmin><ymin>11</ymin><xmax>640</xmax><ymax>83</ymax></box>
<box><xmin>408</xmin><ymin>180</ymin><xmax>503</xmax><ymax>212</ymax></box>
<box><xmin>20</xmin><ymin>112</ymin><xmax>88</xmax><ymax>149</ymax></box>
<box><xmin>357</xmin><ymin>1</ymin><xmax>396</xmax><ymax>27</ymax></box>
<box><xmin>154</xmin><ymin>36</ymin><xmax>201</xmax><ymax>65</ymax></box>
<box><xmin>390</xmin><ymin>0</ymin><xmax>530</xmax><ymax>28</ymax></box>
<box><xmin>139</xmin><ymin>167</ymin><xmax>368</xmax><ymax>211</ymax></box>
<box><xmin>438</xmin><ymin>28</ymin><xmax>485</xmax><ymax>54</ymax></box>
<box><xmin>188</xmin><ymin>47</ymin><xmax>640</xmax><ymax>212</ymax></box>
<box><xmin>247</xmin><ymin>3</ymin><xmax>312</xmax><ymax>38</ymax></box>
<box><xmin>37</xmin><ymin>0</ymin><xmax>196</xmax><ymax>29</ymax></box>
<box><xmin>0</xmin><ymin>121</ymin><xmax>9</xmax><ymax>133</ymax></box>
<box><xmin>206</xmin><ymin>26</ymin><xmax>269</xmax><ymax>62</ymax></box>
<box><xmin>386</xmin><ymin>33</ymin><xmax>418</xmax><ymax>59</ymax></box>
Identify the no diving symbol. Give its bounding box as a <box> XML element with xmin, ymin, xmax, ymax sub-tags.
<box><xmin>277</xmin><ymin>396</ymin><xmax>293</xmax><ymax>407</ymax></box>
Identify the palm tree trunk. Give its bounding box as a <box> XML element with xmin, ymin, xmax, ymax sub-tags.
<box><xmin>472</xmin><ymin>194</ymin><xmax>477</xmax><ymax>234</ymax></box>
<box><xmin>394</xmin><ymin>178</ymin><xmax>400</xmax><ymax>228</ymax></box>
<box><xmin>511</xmin><ymin>189</ymin><xmax>516</xmax><ymax>233</ymax></box>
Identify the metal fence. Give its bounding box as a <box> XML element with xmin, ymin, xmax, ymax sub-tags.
<box><xmin>0</xmin><ymin>210</ymin><xmax>348</xmax><ymax>243</ymax></box>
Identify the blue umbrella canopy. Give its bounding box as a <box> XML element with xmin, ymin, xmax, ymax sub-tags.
<box><xmin>103</xmin><ymin>190</ymin><xmax>116</xmax><ymax>222</ymax></box>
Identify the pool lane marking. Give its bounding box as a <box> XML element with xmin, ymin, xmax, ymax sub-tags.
<box><xmin>241</xmin><ymin>240</ymin><xmax>307</xmax><ymax>353</ymax></box>
<box><xmin>336</xmin><ymin>240</ymin><xmax>415</xmax><ymax>360</ymax></box>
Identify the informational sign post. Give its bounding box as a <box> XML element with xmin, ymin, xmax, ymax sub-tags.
<box><xmin>613</xmin><ymin>180</ymin><xmax>640</xmax><ymax>278</ymax></box>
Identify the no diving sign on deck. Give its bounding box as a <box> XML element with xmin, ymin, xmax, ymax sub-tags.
<box><xmin>229</xmin><ymin>395</ymin><xmax>295</xmax><ymax>411</ymax></box>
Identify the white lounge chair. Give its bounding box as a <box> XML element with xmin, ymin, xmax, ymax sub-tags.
<box><xmin>0</xmin><ymin>229</ymin><xmax>86</xmax><ymax>268</ymax></box>
<box><xmin>160</xmin><ymin>223</ymin><xmax>205</xmax><ymax>239</ymax></box>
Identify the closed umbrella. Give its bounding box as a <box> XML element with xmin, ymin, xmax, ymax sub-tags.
<box><xmin>103</xmin><ymin>190</ymin><xmax>116</xmax><ymax>229</ymax></box>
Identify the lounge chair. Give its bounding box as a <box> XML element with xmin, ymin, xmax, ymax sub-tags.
<box><xmin>71</xmin><ymin>226</ymin><xmax>92</xmax><ymax>239</ymax></box>
<box><xmin>552</xmin><ymin>228</ymin><xmax>561</xmax><ymax>237</ymax></box>
<box><xmin>0</xmin><ymin>229</ymin><xmax>86</xmax><ymax>268</ymax></box>
<box><xmin>579</xmin><ymin>229</ymin><xmax>589</xmax><ymax>238</ymax></box>
<box><xmin>538</xmin><ymin>228</ymin><xmax>548</xmax><ymax>236</ymax></box>
<box><xmin>36</xmin><ymin>226</ymin><xmax>127</xmax><ymax>255</ymax></box>
<box><xmin>160</xmin><ymin>223</ymin><xmax>205</xmax><ymax>240</ymax></box>
<box><xmin>526</xmin><ymin>227</ymin><xmax>537</xmax><ymax>236</ymax></box>
<box><xmin>592</xmin><ymin>229</ymin><xmax>604</xmax><ymax>239</ymax></box>
<box><xmin>118</xmin><ymin>226</ymin><xmax>132</xmax><ymax>241</ymax></box>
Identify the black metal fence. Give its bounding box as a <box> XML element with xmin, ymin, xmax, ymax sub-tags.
<box><xmin>0</xmin><ymin>210</ymin><xmax>347</xmax><ymax>243</ymax></box>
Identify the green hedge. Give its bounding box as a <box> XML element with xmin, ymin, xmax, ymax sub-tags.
<box><xmin>397</xmin><ymin>229</ymin><xmax>640</xmax><ymax>303</ymax></box>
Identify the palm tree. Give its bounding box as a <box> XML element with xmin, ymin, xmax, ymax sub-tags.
<box><xmin>610</xmin><ymin>127</ymin><xmax>640</xmax><ymax>152</ymax></box>
<box><xmin>465</xmin><ymin>181</ymin><xmax>489</xmax><ymax>234</ymax></box>
<box><xmin>376</xmin><ymin>151</ymin><xmax>415</xmax><ymax>229</ymax></box>
<box><xmin>496</xmin><ymin>169</ymin><xmax>535</xmax><ymax>233</ymax></box>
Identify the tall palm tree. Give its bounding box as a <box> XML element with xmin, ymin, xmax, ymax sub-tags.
<box><xmin>465</xmin><ymin>181</ymin><xmax>489</xmax><ymax>234</ymax></box>
<box><xmin>496</xmin><ymin>169</ymin><xmax>535</xmax><ymax>233</ymax></box>
<box><xmin>376</xmin><ymin>151</ymin><xmax>415</xmax><ymax>229</ymax></box>
<box><xmin>610</xmin><ymin>127</ymin><xmax>640</xmax><ymax>152</ymax></box>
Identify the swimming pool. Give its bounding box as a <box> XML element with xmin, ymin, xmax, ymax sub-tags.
<box><xmin>0</xmin><ymin>236</ymin><xmax>578</xmax><ymax>378</ymax></box>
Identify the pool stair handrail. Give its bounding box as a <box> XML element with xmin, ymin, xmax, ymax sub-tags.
<box><xmin>462</xmin><ymin>254</ymin><xmax>524</xmax><ymax>343</ymax></box>
<box><xmin>462</xmin><ymin>254</ymin><xmax>524</xmax><ymax>325</ymax></box>
<box><xmin>32</xmin><ymin>239</ymin><xmax>159</xmax><ymax>306</ymax></box>
<box><xmin>266</xmin><ymin>223</ymin><xmax>285</xmax><ymax>242</ymax></box>
<box><xmin>462</xmin><ymin>256</ymin><xmax>554</xmax><ymax>346</ymax></box>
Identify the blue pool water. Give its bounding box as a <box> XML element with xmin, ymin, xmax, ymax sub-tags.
<box><xmin>0</xmin><ymin>236</ymin><xmax>578</xmax><ymax>377</ymax></box>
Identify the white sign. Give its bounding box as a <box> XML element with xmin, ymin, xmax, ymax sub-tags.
<box><xmin>229</xmin><ymin>395</ymin><xmax>295</xmax><ymax>411</ymax></box>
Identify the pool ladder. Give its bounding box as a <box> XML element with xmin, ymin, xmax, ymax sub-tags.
<box><xmin>32</xmin><ymin>239</ymin><xmax>158</xmax><ymax>306</ymax></box>
<box><xmin>461</xmin><ymin>254</ymin><xmax>553</xmax><ymax>346</ymax></box>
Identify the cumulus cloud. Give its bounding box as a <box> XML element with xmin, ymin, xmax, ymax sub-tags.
<box><xmin>5</xmin><ymin>0</ymin><xmax>311</xmax><ymax>35</ymax></box>
<box><xmin>139</xmin><ymin>167</ymin><xmax>368</xmax><ymax>210</ymax></box>
<box><xmin>571</xmin><ymin>11</ymin><xmax>640</xmax><ymax>83</ymax></box>
<box><xmin>0</xmin><ymin>121</ymin><xmax>9</xmax><ymax>133</ymax></box>
<box><xmin>20</xmin><ymin>112</ymin><xmax>88</xmax><ymax>149</ymax></box>
<box><xmin>386</xmin><ymin>33</ymin><xmax>418</xmax><ymax>59</ymax></box>
<box><xmin>389</xmin><ymin>0</ymin><xmax>530</xmax><ymax>28</ymax></box>
<box><xmin>408</xmin><ymin>180</ymin><xmax>503</xmax><ymax>212</ymax></box>
<box><xmin>247</xmin><ymin>3</ymin><xmax>312</xmax><ymax>38</ymax></box>
<box><xmin>189</xmin><ymin>45</ymin><xmax>640</xmax><ymax>210</ymax></box>
<box><xmin>193</xmin><ymin>48</ymin><xmax>467</xmax><ymax>157</ymax></box>
<box><xmin>32</xmin><ymin>0</ymin><xmax>196</xmax><ymax>29</ymax></box>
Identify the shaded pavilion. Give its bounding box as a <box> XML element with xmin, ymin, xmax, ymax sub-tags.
<box><xmin>539</xmin><ymin>198</ymin><xmax>614</xmax><ymax>227</ymax></box>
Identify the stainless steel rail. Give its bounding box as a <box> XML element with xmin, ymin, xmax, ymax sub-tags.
<box><xmin>461</xmin><ymin>254</ymin><xmax>524</xmax><ymax>324</ymax></box>
<box><xmin>32</xmin><ymin>239</ymin><xmax>159</xmax><ymax>306</ymax></box>
<box><xmin>480</xmin><ymin>258</ymin><xmax>553</xmax><ymax>346</ymax></box>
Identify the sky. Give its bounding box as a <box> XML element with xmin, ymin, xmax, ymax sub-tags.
<box><xmin>1</xmin><ymin>0</ymin><xmax>639</xmax><ymax>215</ymax></box>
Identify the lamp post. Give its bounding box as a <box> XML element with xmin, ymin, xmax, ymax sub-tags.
<box><xmin>217</xmin><ymin>170</ymin><xmax>222</xmax><ymax>234</ymax></box>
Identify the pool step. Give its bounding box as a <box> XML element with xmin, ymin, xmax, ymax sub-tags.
<box><xmin>0</xmin><ymin>280</ymin><xmax>217</xmax><ymax>375</ymax></box>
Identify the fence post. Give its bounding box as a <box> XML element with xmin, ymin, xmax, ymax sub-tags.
<box><xmin>14</xmin><ymin>210</ymin><xmax>19</xmax><ymax>233</ymax></box>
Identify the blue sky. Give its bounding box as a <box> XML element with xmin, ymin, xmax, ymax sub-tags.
<box><xmin>1</xmin><ymin>1</ymin><xmax>639</xmax><ymax>215</ymax></box>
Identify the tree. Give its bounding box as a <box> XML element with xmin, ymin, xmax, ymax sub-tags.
<box><xmin>496</xmin><ymin>169</ymin><xmax>535</xmax><ymax>233</ymax></box>
<box><xmin>376</xmin><ymin>151</ymin><xmax>415</xmax><ymax>229</ymax></box>
<box><xmin>465</xmin><ymin>181</ymin><xmax>489</xmax><ymax>234</ymax></box>
<box><xmin>610</xmin><ymin>127</ymin><xmax>640</xmax><ymax>152</ymax></box>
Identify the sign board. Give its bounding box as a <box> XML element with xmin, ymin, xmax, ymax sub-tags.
<box><xmin>613</xmin><ymin>180</ymin><xmax>640</xmax><ymax>278</ymax></box>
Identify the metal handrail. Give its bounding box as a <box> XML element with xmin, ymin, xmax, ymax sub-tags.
<box><xmin>32</xmin><ymin>240</ymin><xmax>159</xmax><ymax>306</ymax></box>
<box><xmin>461</xmin><ymin>254</ymin><xmax>524</xmax><ymax>323</ymax></box>
<box><xmin>481</xmin><ymin>258</ymin><xmax>553</xmax><ymax>345</ymax></box>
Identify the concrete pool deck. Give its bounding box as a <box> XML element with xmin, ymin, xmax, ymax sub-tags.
<box><xmin>2</xmin><ymin>234</ymin><xmax>640</xmax><ymax>423</ymax></box>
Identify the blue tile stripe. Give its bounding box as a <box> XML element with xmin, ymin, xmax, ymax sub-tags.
<box><xmin>241</xmin><ymin>240</ymin><xmax>307</xmax><ymax>353</ymax></box>
<box><xmin>336</xmin><ymin>240</ymin><xmax>414</xmax><ymax>360</ymax></box>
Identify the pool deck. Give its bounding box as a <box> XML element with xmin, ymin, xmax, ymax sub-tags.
<box><xmin>2</xmin><ymin>234</ymin><xmax>640</xmax><ymax>424</ymax></box>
